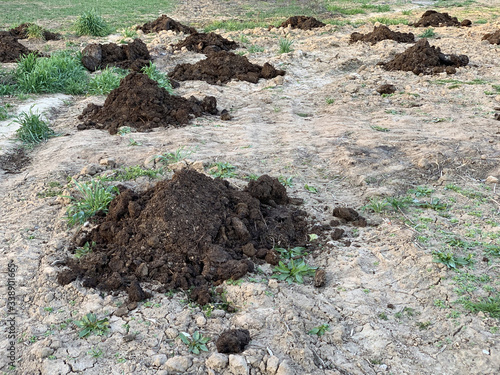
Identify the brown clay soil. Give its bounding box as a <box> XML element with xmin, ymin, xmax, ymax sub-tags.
<box><xmin>482</xmin><ymin>29</ymin><xmax>500</xmax><ymax>44</ymax></box>
<box><xmin>174</xmin><ymin>32</ymin><xmax>239</xmax><ymax>54</ymax></box>
<box><xmin>78</xmin><ymin>72</ymin><xmax>218</xmax><ymax>134</ymax></box>
<box><xmin>380</xmin><ymin>38</ymin><xmax>469</xmax><ymax>75</ymax></box>
<box><xmin>0</xmin><ymin>34</ymin><xmax>38</xmax><ymax>62</ymax></box>
<box><xmin>57</xmin><ymin>170</ymin><xmax>308</xmax><ymax>301</ymax></box>
<box><xmin>8</xmin><ymin>23</ymin><xmax>61</xmax><ymax>41</ymax></box>
<box><xmin>136</xmin><ymin>15</ymin><xmax>197</xmax><ymax>34</ymax></box>
<box><xmin>350</xmin><ymin>25</ymin><xmax>415</xmax><ymax>45</ymax></box>
<box><xmin>81</xmin><ymin>39</ymin><xmax>151</xmax><ymax>72</ymax></box>
<box><xmin>168</xmin><ymin>51</ymin><xmax>285</xmax><ymax>84</ymax></box>
<box><xmin>409</xmin><ymin>10</ymin><xmax>471</xmax><ymax>27</ymax></box>
<box><xmin>274</xmin><ymin>16</ymin><xmax>325</xmax><ymax>30</ymax></box>
<box><xmin>216</xmin><ymin>329</ymin><xmax>251</xmax><ymax>354</ymax></box>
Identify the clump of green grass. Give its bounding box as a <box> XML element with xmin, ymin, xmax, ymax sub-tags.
<box><xmin>419</xmin><ymin>28</ymin><xmax>435</xmax><ymax>38</ymax></box>
<box><xmin>74</xmin><ymin>313</ymin><xmax>109</xmax><ymax>338</ymax></box>
<box><xmin>107</xmin><ymin>166</ymin><xmax>162</xmax><ymax>181</ymax></box>
<box><xmin>88</xmin><ymin>67</ymin><xmax>128</xmax><ymax>96</ymax></box>
<box><xmin>13</xmin><ymin>108</ymin><xmax>54</xmax><ymax>145</ymax></box>
<box><xmin>74</xmin><ymin>8</ymin><xmax>111</xmax><ymax>37</ymax></box>
<box><xmin>208</xmin><ymin>162</ymin><xmax>237</xmax><ymax>178</ymax></box>
<box><xmin>370</xmin><ymin>17</ymin><xmax>408</xmax><ymax>25</ymax></box>
<box><xmin>75</xmin><ymin>241</ymin><xmax>95</xmax><ymax>259</ymax></box>
<box><xmin>463</xmin><ymin>296</ymin><xmax>500</xmax><ymax>318</ymax></box>
<box><xmin>26</xmin><ymin>24</ymin><xmax>45</xmax><ymax>40</ymax></box>
<box><xmin>274</xmin><ymin>246</ymin><xmax>307</xmax><ymax>260</ymax></box>
<box><xmin>141</xmin><ymin>62</ymin><xmax>174</xmax><ymax>94</ymax></box>
<box><xmin>157</xmin><ymin>146</ymin><xmax>193</xmax><ymax>165</ymax></box>
<box><xmin>278</xmin><ymin>38</ymin><xmax>294</xmax><ymax>54</ymax></box>
<box><xmin>65</xmin><ymin>179</ymin><xmax>117</xmax><ymax>227</ymax></box>
<box><xmin>432</xmin><ymin>251</ymin><xmax>474</xmax><ymax>269</ymax></box>
<box><xmin>0</xmin><ymin>103</ymin><xmax>13</xmax><ymax>120</ymax></box>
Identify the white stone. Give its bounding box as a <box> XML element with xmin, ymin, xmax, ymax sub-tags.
<box><xmin>165</xmin><ymin>356</ymin><xmax>192</xmax><ymax>373</ymax></box>
<box><xmin>266</xmin><ymin>355</ymin><xmax>280</xmax><ymax>375</ymax></box>
<box><xmin>206</xmin><ymin>353</ymin><xmax>229</xmax><ymax>370</ymax></box>
<box><xmin>152</xmin><ymin>354</ymin><xmax>168</xmax><ymax>367</ymax></box>
<box><xmin>485</xmin><ymin>175</ymin><xmax>498</xmax><ymax>184</ymax></box>
<box><xmin>229</xmin><ymin>354</ymin><xmax>248</xmax><ymax>375</ymax></box>
<box><xmin>276</xmin><ymin>360</ymin><xmax>295</xmax><ymax>375</ymax></box>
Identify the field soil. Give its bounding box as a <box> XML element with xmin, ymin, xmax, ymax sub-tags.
<box><xmin>1</xmin><ymin>1</ymin><xmax>500</xmax><ymax>375</ymax></box>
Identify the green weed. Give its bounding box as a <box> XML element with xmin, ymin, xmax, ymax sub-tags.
<box><xmin>363</xmin><ymin>197</ymin><xmax>389</xmax><ymax>213</ymax></box>
<box><xmin>74</xmin><ymin>8</ymin><xmax>111</xmax><ymax>37</ymax></box>
<box><xmin>88</xmin><ymin>67</ymin><xmax>128</xmax><ymax>96</ymax></box>
<box><xmin>432</xmin><ymin>251</ymin><xmax>474</xmax><ymax>269</ymax></box>
<box><xmin>304</xmin><ymin>184</ymin><xmax>318</xmax><ymax>193</ymax></box>
<box><xmin>278</xmin><ymin>175</ymin><xmax>293</xmax><ymax>187</ymax></box>
<box><xmin>141</xmin><ymin>62</ymin><xmax>174</xmax><ymax>94</ymax></box>
<box><xmin>13</xmin><ymin>108</ymin><xmax>54</xmax><ymax>145</ymax></box>
<box><xmin>208</xmin><ymin>162</ymin><xmax>237</xmax><ymax>178</ymax></box>
<box><xmin>308</xmin><ymin>324</ymin><xmax>330</xmax><ymax>336</ymax></box>
<box><xmin>278</xmin><ymin>38</ymin><xmax>294</xmax><ymax>54</ymax></box>
<box><xmin>247</xmin><ymin>44</ymin><xmax>265</xmax><ymax>53</ymax></box>
<box><xmin>419</xmin><ymin>28</ymin><xmax>435</xmax><ymax>38</ymax></box>
<box><xmin>272</xmin><ymin>259</ymin><xmax>317</xmax><ymax>284</ymax></box>
<box><xmin>274</xmin><ymin>246</ymin><xmax>307</xmax><ymax>260</ymax></box>
<box><xmin>370</xmin><ymin>125</ymin><xmax>390</xmax><ymax>132</ymax></box>
<box><xmin>26</xmin><ymin>24</ymin><xmax>45</xmax><ymax>40</ymax></box>
<box><xmin>0</xmin><ymin>103</ymin><xmax>13</xmax><ymax>120</ymax></box>
<box><xmin>74</xmin><ymin>313</ymin><xmax>109</xmax><ymax>338</ymax></box>
<box><xmin>463</xmin><ymin>296</ymin><xmax>500</xmax><ymax>318</ymax></box>
<box><xmin>178</xmin><ymin>331</ymin><xmax>210</xmax><ymax>354</ymax></box>
<box><xmin>157</xmin><ymin>146</ymin><xmax>193</xmax><ymax>165</ymax></box>
<box><xmin>75</xmin><ymin>241</ymin><xmax>95</xmax><ymax>259</ymax></box>
<box><xmin>106</xmin><ymin>166</ymin><xmax>162</xmax><ymax>181</ymax></box>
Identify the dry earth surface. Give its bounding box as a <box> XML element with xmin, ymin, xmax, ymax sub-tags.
<box><xmin>1</xmin><ymin>1</ymin><xmax>500</xmax><ymax>375</ymax></box>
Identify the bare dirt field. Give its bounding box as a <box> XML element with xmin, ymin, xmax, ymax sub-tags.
<box><xmin>1</xmin><ymin>1</ymin><xmax>500</xmax><ymax>374</ymax></box>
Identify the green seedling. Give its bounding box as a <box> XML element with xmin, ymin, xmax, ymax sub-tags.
<box><xmin>141</xmin><ymin>62</ymin><xmax>174</xmax><ymax>94</ymax></box>
<box><xmin>157</xmin><ymin>146</ymin><xmax>193</xmax><ymax>165</ymax></box>
<box><xmin>308</xmin><ymin>324</ymin><xmax>330</xmax><ymax>336</ymax></box>
<box><xmin>248</xmin><ymin>44</ymin><xmax>264</xmax><ymax>53</ymax></box>
<box><xmin>88</xmin><ymin>347</ymin><xmax>103</xmax><ymax>358</ymax></box>
<box><xmin>117</xmin><ymin>126</ymin><xmax>132</xmax><ymax>136</ymax></box>
<box><xmin>74</xmin><ymin>313</ymin><xmax>109</xmax><ymax>338</ymax></box>
<box><xmin>209</xmin><ymin>162</ymin><xmax>237</xmax><ymax>178</ymax></box>
<box><xmin>419</xmin><ymin>28</ymin><xmax>435</xmax><ymax>38</ymax></box>
<box><xmin>370</xmin><ymin>125</ymin><xmax>390</xmax><ymax>132</ymax></box>
<box><xmin>304</xmin><ymin>184</ymin><xmax>318</xmax><ymax>193</ymax></box>
<box><xmin>74</xmin><ymin>8</ymin><xmax>110</xmax><ymax>37</ymax></box>
<box><xmin>272</xmin><ymin>259</ymin><xmax>317</xmax><ymax>284</ymax></box>
<box><xmin>178</xmin><ymin>331</ymin><xmax>210</xmax><ymax>354</ymax></box>
<box><xmin>13</xmin><ymin>108</ymin><xmax>54</xmax><ymax>145</ymax></box>
<box><xmin>432</xmin><ymin>251</ymin><xmax>474</xmax><ymax>269</ymax></box>
<box><xmin>278</xmin><ymin>175</ymin><xmax>293</xmax><ymax>187</ymax></box>
<box><xmin>274</xmin><ymin>246</ymin><xmax>307</xmax><ymax>260</ymax></box>
<box><xmin>278</xmin><ymin>38</ymin><xmax>294</xmax><ymax>54</ymax></box>
<box><xmin>75</xmin><ymin>241</ymin><xmax>95</xmax><ymax>259</ymax></box>
<box><xmin>363</xmin><ymin>197</ymin><xmax>389</xmax><ymax>213</ymax></box>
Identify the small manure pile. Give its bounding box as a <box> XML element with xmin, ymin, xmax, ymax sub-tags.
<box><xmin>273</xmin><ymin>16</ymin><xmax>325</xmax><ymax>30</ymax></box>
<box><xmin>77</xmin><ymin>72</ymin><xmax>218</xmax><ymax>134</ymax></box>
<box><xmin>174</xmin><ymin>32</ymin><xmax>239</xmax><ymax>54</ymax></box>
<box><xmin>0</xmin><ymin>33</ymin><xmax>39</xmax><ymax>62</ymax></box>
<box><xmin>482</xmin><ymin>30</ymin><xmax>500</xmax><ymax>45</ymax></box>
<box><xmin>136</xmin><ymin>15</ymin><xmax>196</xmax><ymax>34</ymax></box>
<box><xmin>409</xmin><ymin>10</ymin><xmax>471</xmax><ymax>27</ymax></box>
<box><xmin>57</xmin><ymin>170</ymin><xmax>308</xmax><ymax>303</ymax></box>
<box><xmin>81</xmin><ymin>39</ymin><xmax>151</xmax><ymax>72</ymax></box>
<box><xmin>350</xmin><ymin>25</ymin><xmax>415</xmax><ymax>45</ymax></box>
<box><xmin>8</xmin><ymin>23</ymin><xmax>61</xmax><ymax>40</ymax></box>
<box><xmin>168</xmin><ymin>51</ymin><xmax>285</xmax><ymax>84</ymax></box>
<box><xmin>379</xmin><ymin>38</ymin><xmax>469</xmax><ymax>75</ymax></box>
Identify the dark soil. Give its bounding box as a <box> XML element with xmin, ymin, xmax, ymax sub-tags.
<box><xmin>57</xmin><ymin>170</ymin><xmax>308</xmax><ymax>302</ymax></box>
<box><xmin>173</xmin><ymin>32</ymin><xmax>239</xmax><ymax>55</ymax></box>
<box><xmin>379</xmin><ymin>38</ymin><xmax>469</xmax><ymax>75</ymax></box>
<box><xmin>0</xmin><ymin>147</ymin><xmax>31</xmax><ymax>173</ymax></box>
<box><xmin>0</xmin><ymin>34</ymin><xmax>38</xmax><ymax>62</ymax></box>
<box><xmin>77</xmin><ymin>72</ymin><xmax>218</xmax><ymax>134</ymax></box>
<box><xmin>482</xmin><ymin>29</ymin><xmax>500</xmax><ymax>45</ymax></box>
<box><xmin>216</xmin><ymin>329</ymin><xmax>251</xmax><ymax>354</ymax></box>
<box><xmin>168</xmin><ymin>51</ymin><xmax>285</xmax><ymax>84</ymax></box>
<box><xmin>8</xmin><ymin>23</ymin><xmax>61</xmax><ymax>40</ymax></box>
<box><xmin>81</xmin><ymin>39</ymin><xmax>151</xmax><ymax>72</ymax></box>
<box><xmin>409</xmin><ymin>10</ymin><xmax>471</xmax><ymax>27</ymax></box>
<box><xmin>136</xmin><ymin>15</ymin><xmax>196</xmax><ymax>34</ymax></box>
<box><xmin>376</xmin><ymin>84</ymin><xmax>397</xmax><ymax>95</ymax></box>
<box><xmin>273</xmin><ymin>16</ymin><xmax>325</xmax><ymax>30</ymax></box>
<box><xmin>332</xmin><ymin>206</ymin><xmax>367</xmax><ymax>227</ymax></box>
<box><xmin>349</xmin><ymin>25</ymin><xmax>415</xmax><ymax>45</ymax></box>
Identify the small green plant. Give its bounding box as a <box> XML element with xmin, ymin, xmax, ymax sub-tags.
<box><xmin>370</xmin><ymin>125</ymin><xmax>390</xmax><ymax>132</ymax></box>
<box><xmin>385</xmin><ymin>196</ymin><xmax>412</xmax><ymax>211</ymax></box>
<box><xmin>274</xmin><ymin>246</ymin><xmax>307</xmax><ymax>260</ymax></box>
<box><xmin>26</xmin><ymin>24</ymin><xmax>45</xmax><ymax>40</ymax></box>
<box><xmin>432</xmin><ymin>251</ymin><xmax>474</xmax><ymax>269</ymax></box>
<box><xmin>75</xmin><ymin>241</ymin><xmax>95</xmax><ymax>259</ymax></box>
<box><xmin>209</xmin><ymin>162</ymin><xmax>237</xmax><ymax>178</ymax></box>
<box><xmin>74</xmin><ymin>313</ymin><xmax>109</xmax><ymax>338</ymax></box>
<box><xmin>128</xmin><ymin>138</ymin><xmax>142</xmax><ymax>146</ymax></box>
<box><xmin>157</xmin><ymin>146</ymin><xmax>193</xmax><ymax>165</ymax></box>
<box><xmin>308</xmin><ymin>324</ymin><xmax>330</xmax><ymax>336</ymax></box>
<box><xmin>409</xmin><ymin>186</ymin><xmax>434</xmax><ymax>197</ymax></box>
<box><xmin>0</xmin><ymin>103</ymin><xmax>13</xmax><ymax>120</ymax></box>
<box><xmin>272</xmin><ymin>259</ymin><xmax>317</xmax><ymax>284</ymax></box>
<box><xmin>417</xmin><ymin>321</ymin><xmax>432</xmax><ymax>330</ymax></box>
<box><xmin>141</xmin><ymin>62</ymin><xmax>174</xmax><ymax>94</ymax></box>
<box><xmin>419</xmin><ymin>28</ymin><xmax>435</xmax><ymax>38</ymax></box>
<box><xmin>13</xmin><ymin>108</ymin><xmax>54</xmax><ymax>145</ymax></box>
<box><xmin>120</xmin><ymin>27</ymin><xmax>137</xmax><ymax>39</ymax></box>
<box><xmin>107</xmin><ymin>166</ymin><xmax>162</xmax><ymax>181</ymax></box>
<box><xmin>247</xmin><ymin>44</ymin><xmax>265</xmax><ymax>53</ymax></box>
<box><xmin>325</xmin><ymin>97</ymin><xmax>334</xmax><ymax>105</ymax></box>
<box><xmin>363</xmin><ymin>197</ymin><xmax>389</xmax><ymax>213</ymax></box>
<box><xmin>378</xmin><ymin>312</ymin><xmax>388</xmax><ymax>320</ymax></box>
<box><xmin>278</xmin><ymin>38</ymin><xmax>294</xmax><ymax>54</ymax></box>
<box><xmin>239</xmin><ymin>34</ymin><xmax>250</xmax><ymax>44</ymax></box>
<box><xmin>463</xmin><ymin>296</ymin><xmax>500</xmax><ymax>318</ymax></box>
<box><xmin>74</xmin><ymin>8</ymin><xmax>110</xmax><ymax>37</ymax></box>
<box><xmin>278</xmin><ymin>175</ymin><xmax>293</xmax><ymax>187</ymax></box>
<box><xmin>178</xmin><ymin>331</ymin><xmax>210</xmax><ymax>354</ymax></box>
<box><xmin>304</xmin><ymin>184</ymin><xmax>318</xmax><ymax>193</ymax></box>
<box><xmin>88</xmin><ymin>67</ymin><xmax>128</xmax><ymax>96</ymax></box>
<box><xmin>88</xmin><ymin>346</ymin><xmax>103</xmax><ymax>358</ymax></box>
<box><xmin>117</xmin><ymin>126</ymin><xmax>132</xmax><ymax>136</ymax></box>
<box><xmin>65</xmin><ymin>179</ymin><xmax>117</xmax><ymax>226</ymax></box>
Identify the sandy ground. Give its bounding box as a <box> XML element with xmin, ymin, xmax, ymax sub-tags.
<box><xmin>1</xmin><ymin>1</ymin><xmax>500</xmax><ymax>374</ymax></box>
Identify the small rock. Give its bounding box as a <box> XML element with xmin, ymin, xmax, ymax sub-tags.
<box><xmin>206</xmin><ymin>353</ymin><xmax>229</xmax><ymax>370</ymax></box>
<box><xmin>273</xmin><ymin>75</ymin><xmax>284</xmax><ymax>85</ymax></box>
<box><xmin>242</xmin><ymin>243</ymin><xmax>256</xmax><ymax>257</ymax></box>
<box><xmin>220</xmin><ymin>109</ymin><xmax>232</xmax><ymax>121</ymax></box>
<box><xmin>331</xmin><ymin>228</ymin><xmax>344</xmax><ymax>240</ymax></box>
<box><xmin>229</xmin><ymin>354</ymin><xmax>248</xmax><ymax>375</ymax></box>
<box><xmin>99</xmin><ymin>158</ymin><xmax>116</xmax><ymax>167</ymax></box>
<box><xmin>165</xmin><ymin>327</ymin><xmax>179</xmax><ymax>339</ymax></box>
<box><xmin>114</xmin><ymin>305</ymin><xmax>128</xmax><ymax>317</ymax></box>
<box><xmin>144</xmin><ymin>155</ymin><xmax>157</xmax><ymax>169</ymax></box>
<box><xmin>196</xmin><ymin>315</ymin><xmax>207</xmax><ymax>327</ymax></box>
<box><xmin>376</xmin><ymin>84</ymin><xmax>396</xmax><ymax>95</ymax></box>
<box><xmin>276</xmin><ymin>360</ymin><xmax>295</xmax><ymax>375</ymax></box>
<box><xmin>268</xmin><ymin>279</ymin><xmax>279</xmax><ymax>289</ymax></box>
<box><xmin>152</xmin><ymin>354</ymin><xmax>168</xmax><ymax>367</ymax></box>
<box><xmin>210</xmin><ymin>309</ymin><xmax>226</xmax><ymax>318</ymax></box>
<box><xmin>165</xmin><ymin>356</ymin><xmax>192</xmax><ymax>373</ymax></box>
<box><xmin>314</xmin><ymin>268</ymin><xmax>326</xmax><ymax>288</ymax></box>
<box><xmin>123</xmin><ymin>333</ymin><xmax>136</xmax><ymax>342</ymax></box>
<box><xmin>485</xmin><ymin>176</ymin><xmax>498</xmax><ymax>184</ymax></box>
<box><xmin>36</xmin><ymin>347</ymin><xmax>54</xmax><ymax>359</ymax></box>
<box><xmin>266</xmin><ymin>356</ymin><xmax>280</xmax><ymax>375</ymax></box>
<box><xmin>80</xmin><ymin>164</ymin><xmax>100</xmax><ymax>176</ymax></box>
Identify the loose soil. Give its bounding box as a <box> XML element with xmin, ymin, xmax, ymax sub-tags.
<box><xmin>0</xmin><ymin>34</ymin><xmax>38</xmax><ymax>62</ymax></box>
<box><xmin>136</xmin><ymin>15</ymin><xmax>196</xmax><ymax>34</ymax></box>
<box><xmin>0</xmin><ymin>147</ymin><xmax>31</xmax><ymax>173</ymax></box>
<box><xmin>173</xmin><ymin>32</ymin><xmax>239</xmax><ymax>54</ymax></box>
<box><xmin>216</xmin><ymin>329</ymin><xmax>251</xmax><ymax>354</ymax></box>
<box><xmin>273</xmin><ymin>16</ymin><xmax>325</xmax><ymax>30</ymax></box>
<box><xmin>350</xmin><ymin>25</ymin><xmax>415</xmax><ymax>45</ymax></box>
<box><xmin>77</xmin><ymin>72</ymin><xmax>218</xmax><ymax>134</ymax></box>
<box><xmin>379</xmin><ymin>38</ymin><xmax>469</xmax><ymax>75</ymax></box>
<box><xmin>57</xmin><ymin>170</ymin><xmax>308</xmax><ymax>302</ymax></box>
<box><xmin>168</xmin><ymin>51</ymin><xmax>285</xmax><ymax>84</ymax></box>
<box><xmin>482</xmin><ymin>29</ymin><xmax>500</xmax><ymax>44</ymax></box>
<box><xmin>81</xmin><ymin>39</ymin><xmax>151</xmax><ymax>72</ymax></box>
<box><xmin>409</xmin><ymin>10</ymin><xmax>471</xmax><ymax>27</ymax></box>
<box><xmin>8</xmin><ymin>23</ymin><xmax>61</xmax><ymax>41</ymax></box>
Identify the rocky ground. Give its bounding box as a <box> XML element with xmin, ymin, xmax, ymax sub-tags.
<box><xmin>1</xmin><ymin>1</ymin><xmax>500</xmax><ymax>374</ymax></box>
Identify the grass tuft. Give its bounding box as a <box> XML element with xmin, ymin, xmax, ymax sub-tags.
<box><xmin>278</xmin><ymin>38</ymin><xmax>294</xmax><ymax>54</ymax></box>
<box><xmin>74</xmin><ymin>8</ymin><xmax>111</xmax><ymax>37</ymax></box>
<box><xmin>88</xmin><ymin>67</ymin><xmax>128</xmax><ymax>96</ymax></box>
<box><xmin>13</xmin><ymin>107</ymin><xmax>54</xmax><ymax>145</ymax></box>
<box><xmin>141</xmin><ymin>62</ymin><xmax>174</xmax><ymax>94</ymax></box>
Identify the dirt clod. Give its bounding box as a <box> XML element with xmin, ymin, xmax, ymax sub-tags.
<box><xmin>57</xmin><ymin>169</ymin><xmax>308</xmax><ymax>301</ymax></box>
<box><xmin>0</xmin><ymin>34</ymin><xmax>38</xmax><ymax>62</ymax></box>
<box><xmin>168</xmin><ymin>51</ymin><xmax>285</xmax><ymax>84</ymax></box>
<box><xmin>81</xmin><ymin>39</ymin><xmax>151</xmax><ymax>72</ymax></box>
<box><xmin>332</xmin><ymin>206</ymin><xmax>367</xmax><ymax>227</ymax></box>
<box><xmin>136</xmin><ymin>15</ymin><xmax>196</xmax><ymax>34</ymax></box>
<box><xmin>77</xmin><ymin>72</ymin><xmax>218</xmax><ymax>134</ymax></box>
<box><xmin>216</xmin><ymin>329</ymin><xmax>251</xmax><ymax>354</ymax></box>
<box><xmin>350</xmin><ymin>25</ymin><xmax>414</xmax><ymax>45</ymax></box>
<box><xmin>273</xmin><ymin>16</ymin><xmax>325</xmax><ymax>30</ymax></box>
<box><xmin>409</xmin><ymin>10</ymin><xmax>471</xmax><ymax>27</ymax></box>
<box><xmin>174</xmin><ymin>32</ymin><xmax>238</xmax><ymax>54</ymax></box>
<box><xmin>314</xmin><ymin>268</ymin><xmax>326</xmax><ymax>288</ymax></box>
<box><xmin>482</xmin><ymin>29</ymin><xmax>500</xmax><ymax>45</ymax></box>
<box><xmin>379</xmin><ymin>38</ymin><xmax>469</xmax><ymax>75</ymax></box>
<box><xmin>376</xmin><ymin>84</ymin><xmax>397</xmax><ymax>95</ymax></box>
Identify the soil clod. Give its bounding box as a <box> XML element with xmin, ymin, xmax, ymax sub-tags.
<box><xmin>482</xmin><ymin>29</ymin><xmax>500</xmax><ymax>45</ymax></box>
<box><xmin>81</xmin><ymin>39</ymin><xmax>151</xmax><ymax>72</ymax></box>
<box><xmin>216</xmin><ymin>329</ymin><xmax>251</xmax><ymax>354</ymax></box>
<box><xmin>168</xmin><ymin>51</ymin><xmax>285</xmax><ymax>84</ymax></box>
<box><xmin>77</xmin><ymin>72</ymin><xmax>218</xmax><ymax>134</ymax></box>
<box><xmin>376</xmin><ymin>84</ymin><xmax>397</xmax><ymax>95</ymax></box>
<box><xmin>136</xmin><ymin>15</ymin><xmax>196</xmax><ymax>34</ymax></box>
<box><xmin>379</xmin><ymin>38</ymin><xmax>469</xmax><ymax>75</ymax></box>
<box><xmin>0</xmin><ymin>34</ymin><xmax>38</xmax><ymax>62</ymax></box>
<box><xmin>350</xmin><ymin>25</ymin><xmax>415</xmax><ymax>45</ymax></box>
<box><xmin>173</xmin><ymin>32</ymin><xmax>239</xmax><ymax>54</ymax></box>
<box><xmin>409</xmin><ymin>10</ymin><xmax>471</xmax><ymax>27</ymax></box>
<box><xmin>332</xmin><ymin>206</ymin><xmax>367</xmax><ymax>227</ymax></box>
<box><xmin>273</xmin><ymin>16</ymin><xmax>325</xmax><ymax>30</ymax></box>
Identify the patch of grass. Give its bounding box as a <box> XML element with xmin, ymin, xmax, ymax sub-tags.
<box><xmin>370</xmin><ymin>17</ymin><xmax>408</xmax><ymax>25</ymax></box>
<box><xmin>141</xmin><ymin>62</ymin><xmax>174</xmax><ymax>94</ymax></box>
<box><xmin>419</xmin><ymin>28</ymin><xmax>435</xmax><ymax>38</ymax></box>
<box><xmin>106</xmin><ymin>166</ymin><xmax>162</xmax><ymax>181</ymax></box>
<box><xmin>74</xmin><ymin>313</ymin><xmax>109</xmax><ymax>338</ymax></box>
<box><xmin>208</xmin><ymin>162</ymin><xmax>237</xmax><ymax>178</ymax></box>
<box><xmin>463</xmin><ymin>296</ymin><xmax>500</xmax><ymax>318</ymax></box>
<box><xmin>247</xmin><ymin>44</ymin><xmax>265</xmax><ymax>53</ymax></box>
<box><xmin>65</xmin><ymin>179</ymin><xmax>117</xmax><ymax>227</ymax></box>
<box><xmin>274</xmin><ymin>246</ymin><xmax>307</xmax><ymax>260</ymax></box>
<box><xmin>13</xmin><ymin>108</ymin><xmax>55</xmax><ymax>145</ymax></box>
<box><xmin>87</xmin><ymin>346</ymin><xmax>103</xmax><ymax>358</ymax></box>
<box><xmin>278</xmin><ymin>175</ymin><xmax>293</xmax><ymax>187</ymax></box>
<box><xmin>371</xmin><ymin>125</ymin><xmax>390</xmax><ymax>132</ymax></box>
<box><xmin>325</xmin><ymin>97</ymin><xmax>334</xmax><ymax>105</ymax></box>
<box><xmin>74</xmin><ymin>8</ymin><xmax>111</xmax><ymax>37</ymax></box>
<box><xmin>26</xmin><ymin>24</ymin><xmax>45</xmax><ymax>40</ymax></box>
<box><xmin>88</xmin><ymin>67</ymin><xmax>128</xmax><ymax>96</ymax></box>
<box><xmin>363</xmin><ymin>197</ymin><xmax>389</xmax><ymax>213</ymax></box>
<box><xmin>75</xmin><ymin>241</ymin><xmax>95</xmax><ymax>259</ymax></box>
<box><xmin>308</xmin><ymin>323</ymin><xmax>330</xmax><ymax>336</ymax></box>
<box><xmin>304</xmin><ymin>184</ymin><xmax>318</xmax><ymax>193</ymax></box>
<box><xmin>0</xmin><ymin>103</ymin><xmax>13</xmax><ymax>120</ymax></box>
<box><xmin>432</xmin><ymin>251</ymin><xmax>474</xmax><ymax>269</ymax></box>
<box><xmin>157</xmin><ymin>146</ymin><xmax>193</xmax><ymax>165</ymax></box>
<box><xmin>278</xmin><ymin>38</ymin><xmax>294</xmax><ymax>54</ymax></box>
<box><xmin>178</xmin><ymin>331</ymin><xmax>210</xmax><ymax>355</ymax></box>
<box><xmin>120</xmin><ymin>27</ymin><xmax>137</xmax><ymax>39</ymax></box>
<box><xmin>272</xmin><ymin>259</ymin><xmax>317</xmax><ymax>284</ymax></box>
<box><xmin>204</xmin><ymin>20</ymin><xmax>270</xmax><ymax>32</ymax></box>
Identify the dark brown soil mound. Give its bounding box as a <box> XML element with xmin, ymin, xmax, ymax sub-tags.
<box><xmin>168</xmin><ymin>51</ymin><xmax>285</xmax><ymax>84</ymax></box>
<box><xmin>216</xmin><ymin>329</ymin><xmax>251</xmax><ymax>354</ymax></box>
<box><xmin>77</xmin><ymin>72</ymin><xmax>218</xmax><ymax>134</ymax></box>
<box><xmin>8</xmin><ymin>23</ymin><xmax>61</xmax><ymax>40</ymax></box>
<box><xmin>57</xmin><ymin>170</ymin><xmax>308</xmax><ymax>302</ymax></box>
<box><xmin>349</xmin><ymin>25</ymin><xmax>415</xmax><ymax>45</ymax></box>
<box><xmin>409</xmin><ymin>10</ymin><xmax>471</xmax><ymax>27</ymax></box>
<box><xmin>81</xmin><ymin>39</ymin><xmax>151</xmax><ymax>72</ymax></box>
<box><xmin>0</xmin><ymin>34</ymin><xmax>39</xmax><ymax>62</ymax></box>
<box><xmin>274</xmin><ymin>16</ymin><xmax>325</xmax><ymax>30</ymax></box>
<box><xmin>482</xmin><ymin>29</ymin><xmax>500</xmax><ymax>44</ymax></box>
<box><xmin>136</xmin><ymin>15</ymin><xmax>196</xmax><ymax>34</ymax></box>
<box><xmin>379</xmin><ymin>38</ymin><xmax>469</xmax><ymax>75</ymax></box>
<box><xmin>174</xmin><ymin>32</ymin><xmax>239</xmax><ymax>54</ymax></box>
